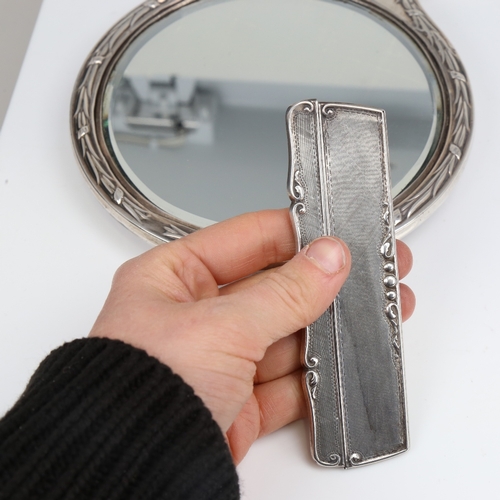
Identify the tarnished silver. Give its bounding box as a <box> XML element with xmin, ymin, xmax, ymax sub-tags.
<box><xmin>287</xmin><ymin>100</ymin><xmax>407</xmax><ymax>467</ymax></box>
<box><xmin>71</xmin><ymin>0</ymin><xmax>472</xmax><ymax>244</ymax></box>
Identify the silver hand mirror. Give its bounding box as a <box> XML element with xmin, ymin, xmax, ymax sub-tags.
<box><xmin>71</xmin><ymin>0</ymin><xmax>472</xmax><ymax>468</ymax></box>
<box><xmin>71</xmin><ymin>0</ymin><xmax>472</xmax><ymax>243</ymax></box>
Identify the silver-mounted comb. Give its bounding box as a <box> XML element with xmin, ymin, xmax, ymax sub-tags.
<box><xmin>287</xmin><ymin>100</ymin><xmax>408</xmax><ymax>468</ymax></box>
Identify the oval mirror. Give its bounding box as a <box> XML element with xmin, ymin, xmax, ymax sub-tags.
<box><xmin>72</xmin><ymin>0</ymin><xmax>472</xmax><ymax>243</ymax></box>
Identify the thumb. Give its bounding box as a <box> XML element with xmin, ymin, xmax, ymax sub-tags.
<box><xmin>232</xmin><ymin>236</ymin><xmax>351</xmax><ymax>350</ymax></box>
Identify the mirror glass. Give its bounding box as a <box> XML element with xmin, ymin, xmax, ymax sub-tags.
<box><xmin>103</xmin><ymin>0</ymin><xmax>441</xmax><ymax>227</ymax></box>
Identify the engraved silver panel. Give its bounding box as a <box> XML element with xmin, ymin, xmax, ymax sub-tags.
<box><xmin>287</xmin><ymin>100</ymin><xmax>407</xmax><ymax>468</ymax></box>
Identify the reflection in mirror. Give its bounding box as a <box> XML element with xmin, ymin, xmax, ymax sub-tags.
<box><xmin>104</xmin><ymin>0</ymin><xmax>441</xmax><ymax>227</ymax></box>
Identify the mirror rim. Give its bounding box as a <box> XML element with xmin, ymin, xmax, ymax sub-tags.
<box><xmin>71</xmin><ymin>0</ymin><xmax>473</xmax><ymax>243</ymax></box>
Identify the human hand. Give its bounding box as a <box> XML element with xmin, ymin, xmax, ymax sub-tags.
<box><xmin>89</xmin><ymin>209</ymin><xmax>415</xmax><ymax>464</ymax></box>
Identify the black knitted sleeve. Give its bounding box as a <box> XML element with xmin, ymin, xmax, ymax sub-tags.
<box><xmin>0</xmin><ymin>338</ymin><xmax>239</xmax><ymax>500</ymax></box>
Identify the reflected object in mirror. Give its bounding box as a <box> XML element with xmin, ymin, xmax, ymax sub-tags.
<box><xmin>72</xmin><ymin>0</ymin><xmax>472</xmax><ymax>243</ymax></box>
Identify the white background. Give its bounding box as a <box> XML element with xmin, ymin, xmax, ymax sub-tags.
<box><xmin>1</xmin><ymin>0</ymin><xmax>499</xmax><ymax>498</ymax></box>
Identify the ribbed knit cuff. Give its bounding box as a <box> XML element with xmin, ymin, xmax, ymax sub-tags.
<box><xmin>0</xmin><ymin>338</ymin><xmax>239</xmax><ymax>500</ymax></box>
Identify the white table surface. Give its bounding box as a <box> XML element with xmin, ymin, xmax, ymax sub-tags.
<box><xmin>1</xmin><ymin>0</ymin><xmax>499</xmax><ymax>498</ymax></box>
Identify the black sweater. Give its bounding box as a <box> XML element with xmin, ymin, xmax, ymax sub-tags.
<box><xmin>0</xmin><ymin>338</ymin><xmax>240</xmax><ymax>499</ymax></box>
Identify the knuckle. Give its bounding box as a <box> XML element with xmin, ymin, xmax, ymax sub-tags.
<box><xmin>111</xmin><ymin>256</ymin><xmax>150</xmax><ymax>293</ymax></box>
<box><xmin>112</xmin><ymin>258</ymin><xmax>137</xmax><ymax>286</ymax></box>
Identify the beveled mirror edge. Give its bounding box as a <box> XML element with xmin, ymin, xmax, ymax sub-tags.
<box><xmin>70</xmin><ymin>0</ymin><xmax>473</xmax><ymax>244</ymax></box>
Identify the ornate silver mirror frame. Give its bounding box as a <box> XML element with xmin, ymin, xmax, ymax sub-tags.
<box><xmin>71</xmin><ymin>0</ymin><xmax>472</xmax><ymax>244</ymax></box>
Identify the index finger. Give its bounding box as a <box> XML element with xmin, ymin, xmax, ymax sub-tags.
<box><xmin>155</xmin><ymin>209</ymin><xmax>296</xmax><ymax>286</ymax></box>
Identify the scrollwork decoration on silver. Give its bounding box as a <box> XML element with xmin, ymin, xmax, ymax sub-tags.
<box><xmin>381</xmin><ymin>203</ymin><xmax>403</xmax><ymax>359</ymax></box>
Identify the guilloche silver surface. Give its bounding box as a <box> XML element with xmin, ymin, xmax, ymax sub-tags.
<box><xmin>287</xmin><ymin>100</ymin><xmax>407</xmax><ymax>468</ymax></box>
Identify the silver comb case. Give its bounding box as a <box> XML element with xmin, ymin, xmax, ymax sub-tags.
<box><xmin>286</xmin><ymin>100</ymin><xmax>408</xmax><ymax>468</ymax></box>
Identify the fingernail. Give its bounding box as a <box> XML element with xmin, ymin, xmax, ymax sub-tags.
<box><xmin>305</xmin><ymin>237</ymin><xmax>346</xmax><ymax>274</ymax></box>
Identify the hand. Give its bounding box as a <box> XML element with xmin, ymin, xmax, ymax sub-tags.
<box><xmin>89</xmin><ymin>209</ymin><xmax>415</xmax><ymax>464</ymax></box>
